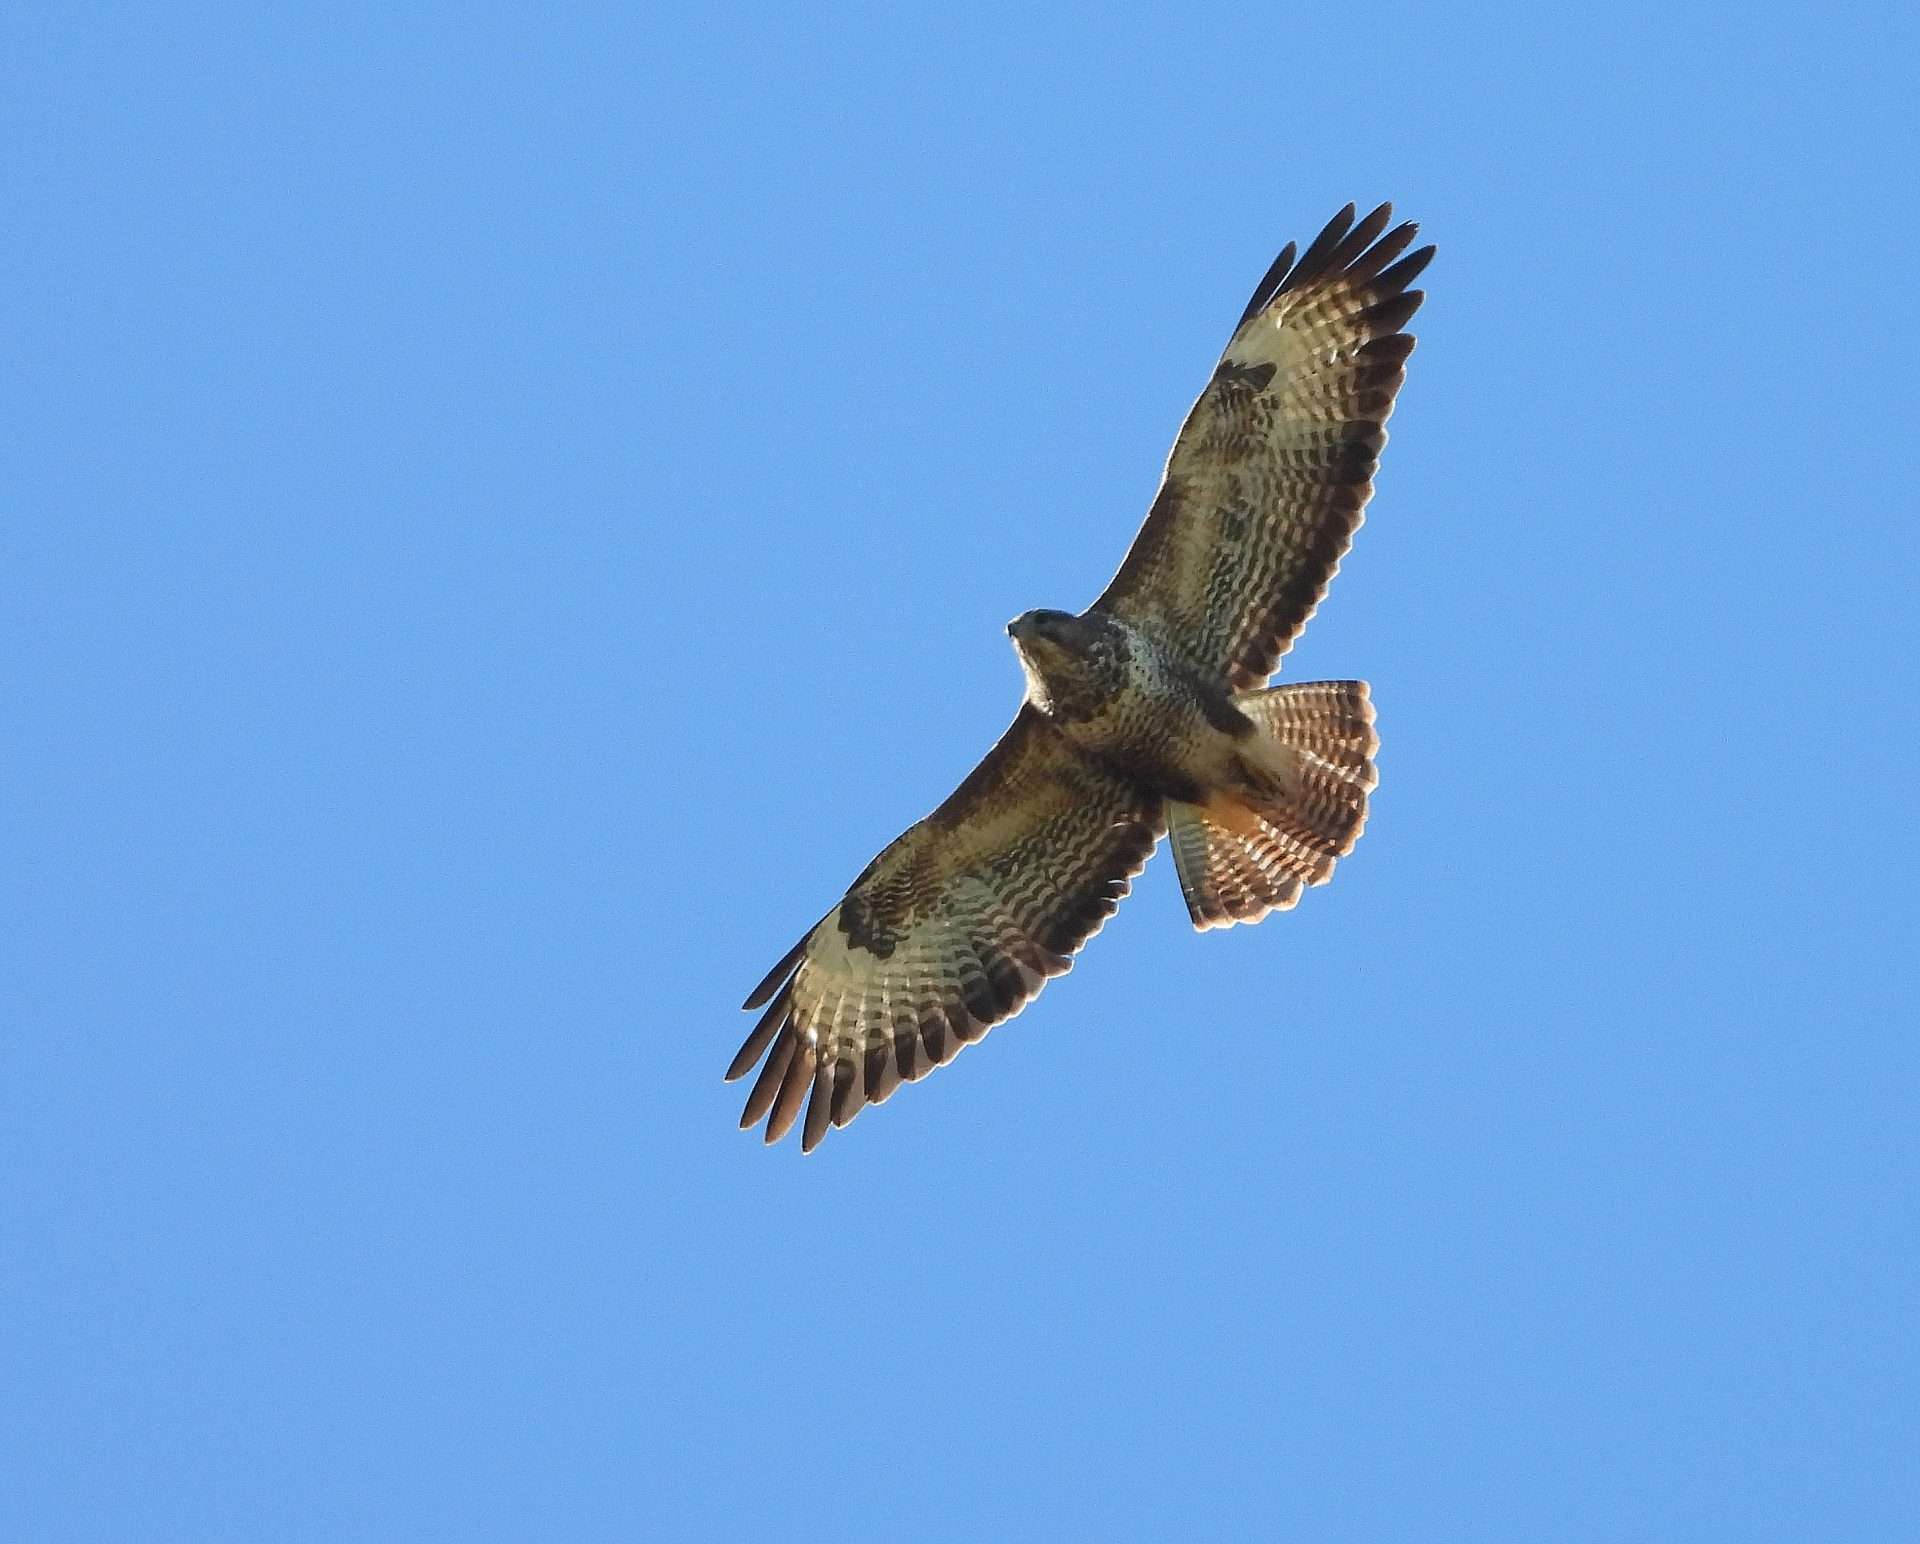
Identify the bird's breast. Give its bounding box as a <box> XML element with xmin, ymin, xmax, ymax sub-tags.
<box><xmin>1052</xmin><ymin>677</ymin><xmax>1218</xmax><ymax>803</ymax></box>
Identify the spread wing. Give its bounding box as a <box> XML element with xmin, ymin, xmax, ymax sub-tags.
<box><xmin>1093</xmin><ymin>202</ymin><xmax>1433</xmax><ymax>688</ymax></box>
<box><xmin>728</xmin><ymin>707</ymin><xmax>1163</xmax><ymax>1152</ymax></box>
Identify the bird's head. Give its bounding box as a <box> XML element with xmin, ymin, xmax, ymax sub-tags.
<box><xmin>1006</xmin><ymin>608</ymin><xmax>1126</xmax><ymax>719</ymax></box>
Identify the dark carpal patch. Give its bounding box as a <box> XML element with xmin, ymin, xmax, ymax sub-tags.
<box><xmin>837</xmin><ymin>893</ymin><xmax>896</xmax><ymax>956</ymax></box>
<box><xmin>837</xmin><ymin>845</ymin><xmax>934</xmax><ymax>956</ymax></box>
<box><xmin>1213</xmin><ymin>359</ymin><xmax>1277</xmax><ymax>393</ymax></box>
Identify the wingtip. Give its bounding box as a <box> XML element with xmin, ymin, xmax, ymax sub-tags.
<box><xmin>1282</xmin><ymin>204</ymin><xmax>1364</xmax><ymax>294</ymax></box>
<box><xmin>742</xmin><ymin>927</ymin><xmax>813</xmax><ymax>1010</ymax></box>
<box><xmin>801</xmin><ymin>1060</ymin><xmax>834</xmax><ymax>1152</ymax></box>
<box><xmin>763</xmin><ymin>1041</ymin><xmax>813</xmax><ymax>1145</ymax></box>
<box><xmin>1376</xmin><ymin>245</ymin><xmax>1437</xmax><ymax>294</ymax></box>
<box><xmin>739</xmin><ymin>1028</ymin><xmax>797</xmax><ymax>1128</ymax></box>
<box><xmin>725</xmin><ymin>991</ymin><xmax>792</xmax><ymax>1081</ymax></box>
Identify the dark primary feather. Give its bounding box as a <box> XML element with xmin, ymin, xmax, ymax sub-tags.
<box><xmin>742</xmin><ymin>933</ymin><xmax>809</xmax><ymax>1012</ymax></box>
<box><xmin>1236</xmin><ymin>241</ymin><xmax>1297</xmax><ymax>327</ymax></box>
<box><xmin>1095</xmin><ymin>202</ymin><xmax>1433</xmax><ymax>688</ymax></box>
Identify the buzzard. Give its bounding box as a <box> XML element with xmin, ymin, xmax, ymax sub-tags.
<box><xmin>731</xmin><ymin>203</ymin><xmax>1432</xmax><ymax>1151</ymax></box>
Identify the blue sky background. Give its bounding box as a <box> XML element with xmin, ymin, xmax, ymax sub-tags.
<box><xmin>7</xmin><ymin>4</ymin><xmax>1917</xmax><ymax>1539</ymax></box>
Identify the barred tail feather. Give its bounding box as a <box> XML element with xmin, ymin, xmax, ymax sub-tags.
<box><xmin>1169</xmin><ymin>680</ymin><xmax>1378</xmax><ymax>931</ymax></box>
<box><xmin>1167</xmin><ymin>804</ymin><xmax>1306</xmax><ymax>930</ymax></box>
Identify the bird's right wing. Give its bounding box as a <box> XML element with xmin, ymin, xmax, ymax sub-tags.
<box><xmin>730</xmin><ymin>706</ymin><xmax>1163</xmax><ymax>1152</ymax></box>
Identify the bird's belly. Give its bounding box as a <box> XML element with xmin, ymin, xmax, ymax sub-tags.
<box><xmin>1057</xmin><ymin>694</ymin><xmax>1230</xmax><ymax>804</ymax></box>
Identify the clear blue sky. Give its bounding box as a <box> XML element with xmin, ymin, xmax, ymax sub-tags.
<box><xmin>7</xmin><ymin>4</ymin><xmax>1917</xmax><ymax>1539</ymax></box>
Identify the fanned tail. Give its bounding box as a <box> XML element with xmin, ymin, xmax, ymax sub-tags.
<box><xmin>1168</xmin><ymin>681</ymin><xmax>1378</xmax><ymax>931</ymax></box>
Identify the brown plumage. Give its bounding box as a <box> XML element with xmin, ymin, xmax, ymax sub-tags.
<box><xmin>731</xmin><ymin>203</ymin><xmax>1432</xmax><ymax>1150</ymax></box>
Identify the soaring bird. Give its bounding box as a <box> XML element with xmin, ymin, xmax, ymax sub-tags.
<box><xmin>730</xmin><ymin>203</ymin><xmax>1432</xmax><ymax>1150</ymax></box>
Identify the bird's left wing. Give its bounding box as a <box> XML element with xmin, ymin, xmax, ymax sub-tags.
<box><xmin>1093</xmin><ymin>202</ymin><xmax>1433</xmax><ymax>688</ymax></box>
<box><xmin>729</xmin><ymin>706</ymin><xmax>1163</xmax><ymax>1152</ymax></box>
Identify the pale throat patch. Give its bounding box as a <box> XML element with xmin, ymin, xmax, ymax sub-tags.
<box><xmin>1014</xmin><ymin>643</ymin><xmax>1054</xmax><ymax>714</ymax></box>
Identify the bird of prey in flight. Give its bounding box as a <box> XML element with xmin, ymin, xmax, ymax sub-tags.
<box><xmin>729</xmin><ymin>202</ymin><xmax>1432</xmax><ymax>1151</ymax></box>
